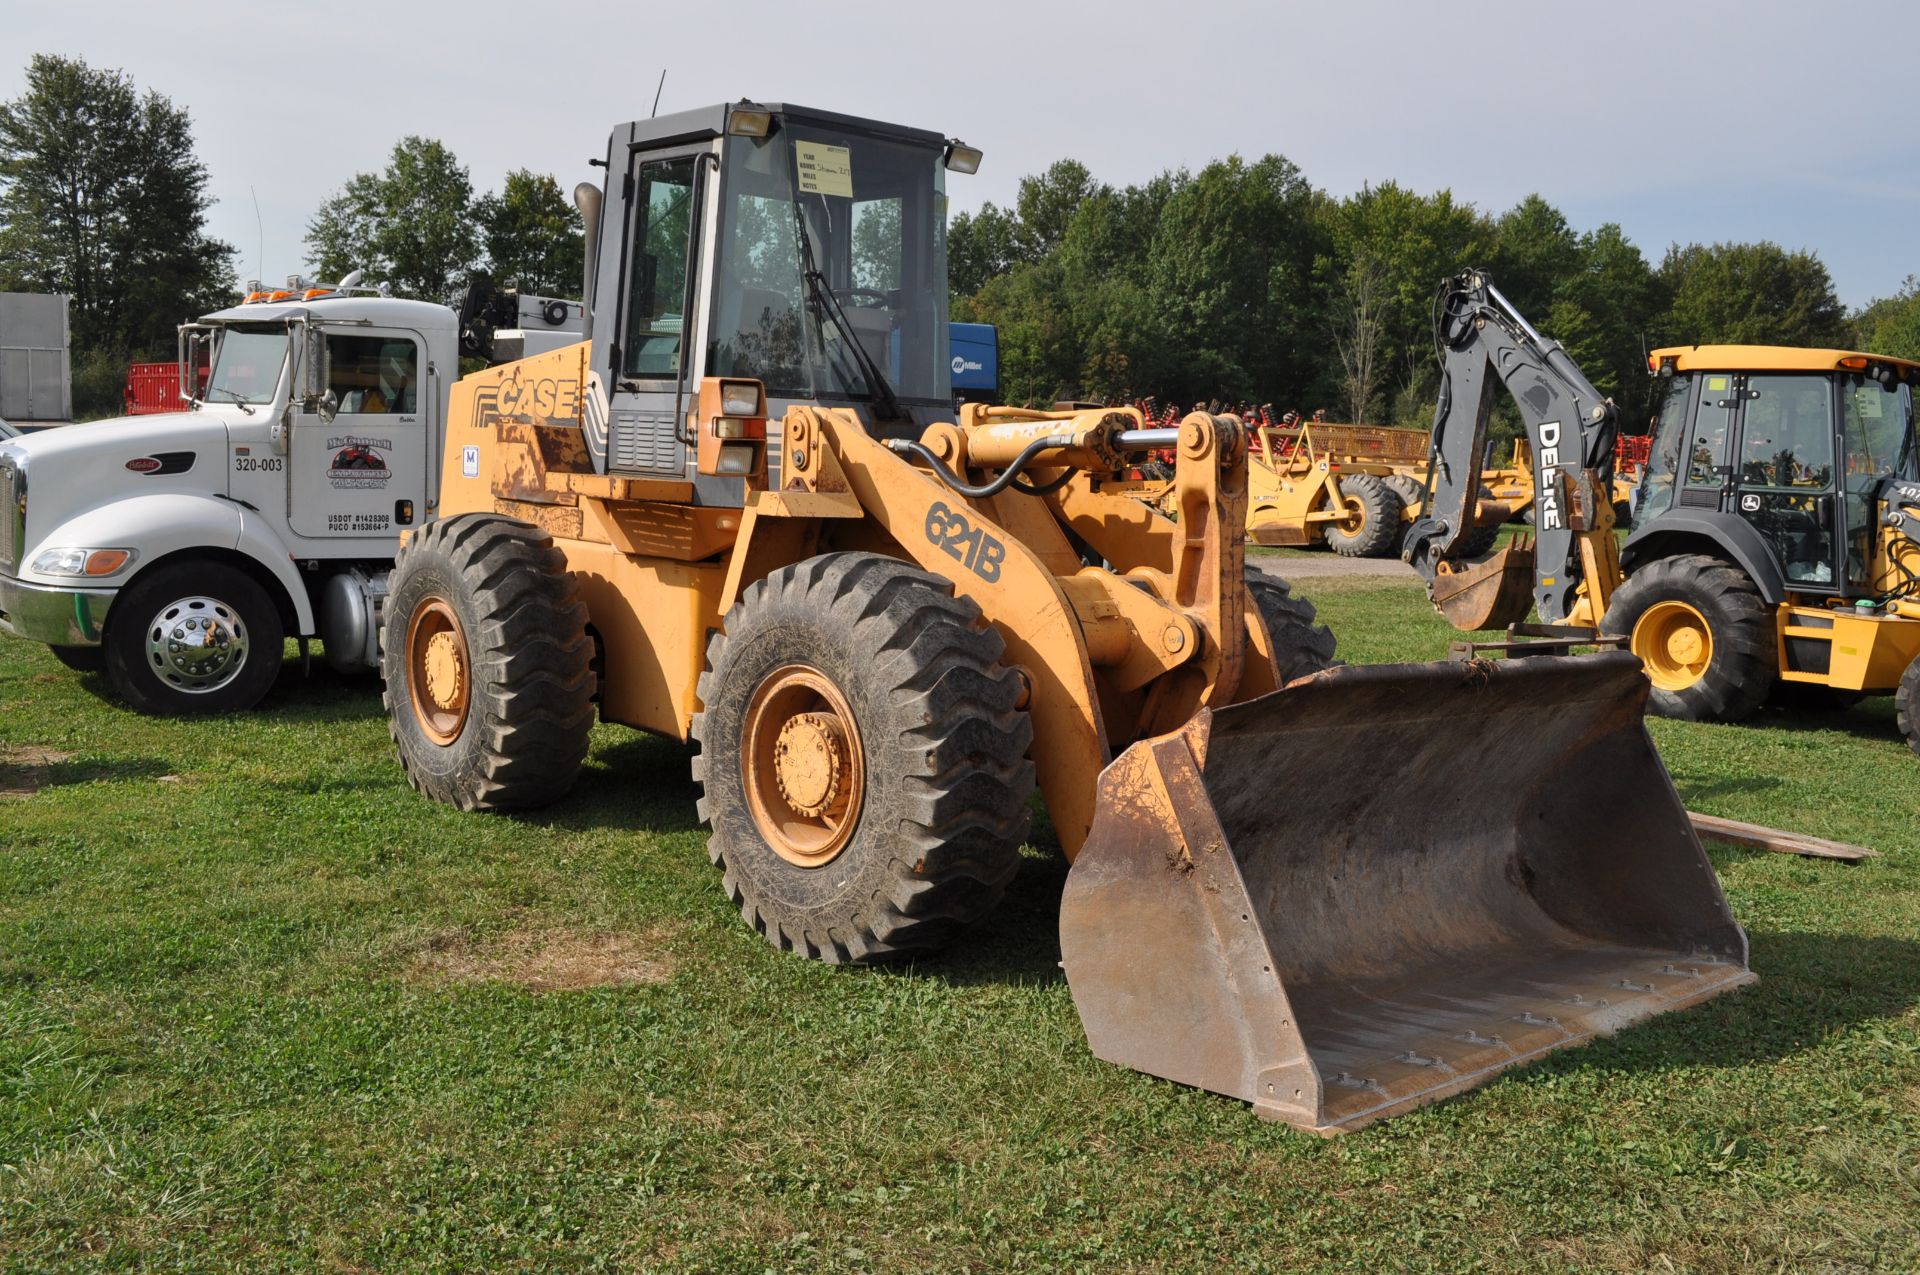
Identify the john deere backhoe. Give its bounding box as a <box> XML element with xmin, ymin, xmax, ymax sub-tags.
<box><xmin>1406</xmin><ymin>270</ymin><xmax>1920</xmax><ymax>755</ymax></box>
<box><xmin>374</xmin><ymin>105</ymin><xmax>1753</xmax><ymax>1133</ymax></box>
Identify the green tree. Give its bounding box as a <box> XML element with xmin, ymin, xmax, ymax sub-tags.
<box><xmin>473</xmin><ymin>169</ymin><xmax>583</xmax><ymax>296</ymax></box>
<box><xmin>0</xmin><ymin>54</ymin><xmax>235</xmax><ymax>355</ymax></box>
<box><xmin>1852</xmin><ymin>278</ymin><xmax>1920</xmax><ymax>361</ymax></box>
<box><xmin>306</xmin><ymin>137</ymin><xmax>479</xmax><ymax>300</ymax></box>
<box><xmin>1658</xmin><ymin>241</ymin><xmax>1846</xmax><ymax>348</ymax></box>
<box><xmin>948</xmin><ymin>202</ymin><xmax>1020</xmax><ymax>297</ymax></box>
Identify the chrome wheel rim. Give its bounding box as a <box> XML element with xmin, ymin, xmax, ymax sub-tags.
<box><xmin>146</xmin><ymin>595</ymin><xmax>250</xmax><ymax>693</ymax></box>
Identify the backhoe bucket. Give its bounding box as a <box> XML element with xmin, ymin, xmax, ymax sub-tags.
<box><xmin>1430</xmin><ymin>538</ymin><xmax>1535</xmax><ymax>631</ymax></box>
<box><xmin>1059</xmin><ymin>654</ymin><xmax>1753</xmax><ymax>1135</ymax></box>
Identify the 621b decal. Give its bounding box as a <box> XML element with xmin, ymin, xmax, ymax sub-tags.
<box><xmin>924</xmin><ymin>501</ymin><xmax>1006</xmax><ymax>583</ymax></box>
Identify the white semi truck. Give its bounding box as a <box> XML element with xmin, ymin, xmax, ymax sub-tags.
<box><xmin>0</xmin><ymin>275</ymin><xmax>581</xmax><ymax>713</ymax></box>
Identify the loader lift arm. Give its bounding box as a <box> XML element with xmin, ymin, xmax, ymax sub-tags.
<box><xmin>1404</xmin><ymin>270</ymin><xmax>1625</xmax><ymax>630</ymax></box>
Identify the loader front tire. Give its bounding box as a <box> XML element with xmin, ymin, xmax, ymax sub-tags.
<box><xmin>1323</xmin><ymin>473</ymin><xmax>1404</xmax><ymax>558</ymax></box>
<box><xmin>1246</xmin><ymin>572</ymin><xmax>1338</xmax><ymax>682</ymax></box>
<box><xmin>692</xmin><ymin>552</ymin><xmax>1035</xmax><ymax>964</ymax></box>
<box><xmin>382</xmin><ymin>514</ymin><xmax>595</xmax><ymax>811</ymax></box>
<box><xmin>1897</xmin><ymin>657</ymin><xmax>1920</xmax><ymax>758</ymax></box>
<box><xmin>1602</xmin><ymin>553</ymin><xmax>1775</xmax><ymax>723</ymax></box>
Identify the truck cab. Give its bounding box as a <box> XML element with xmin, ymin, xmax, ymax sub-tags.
<box><xmin>0</xmin><ymin>278</ymin><xmax>580</xmax><ymax>713</ymax></box>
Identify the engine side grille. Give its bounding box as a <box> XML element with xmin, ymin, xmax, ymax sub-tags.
<box><xmin>608</xmin><ymin>410</ymin><xmax>686</xmax><ymax>476</ymax></box>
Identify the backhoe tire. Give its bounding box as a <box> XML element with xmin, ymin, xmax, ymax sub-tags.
<box><xmin>1246</xmin><ymin>572</ymin><xmax>1339</xmax><ymax>681</ymax></box>
<box><xmin>1324</xmin><ymin>473</ymin><xmax>1405</xmax><ymax>559</ymax></box>
<box><xmin>103</xmin><ymin>560</ymin><xmax>285</xmax><ymax>715</ymax></box>
<box><xmin>1897</xmin><ymin>657</ymin><xmax>1920</xmax><ymax>758</ymax></box>
<box><xmin>692</xmin><ymin>552</ymin><xmax>1034</xmax><ymax>965</ymax></box>
<box><xmin>382</xmin><ymin>514</ymin><xmax>595</xmax><ymax>811</ymax></box>
<box><xmin>1602</xmin><ymin>554</ymin><xmax>1775</xmax><ymax>723</ymax></box>
<box><xmin>49</xmin><ymin>645</ymin><xmax>106</xmax><ymax>673</ymax></box>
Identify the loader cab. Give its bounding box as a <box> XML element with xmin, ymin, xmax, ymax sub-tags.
<box><xmin>586</xmin><ymin>101</ymin><xmax>969</xmax><ymax>503</ymax></box>
<box><xmin>1633</xmin><ymin>347</ymin><xmax>1920</xmax><ymax>598</ymax></box>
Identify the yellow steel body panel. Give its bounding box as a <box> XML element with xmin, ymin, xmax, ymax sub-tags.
<box><xmin>1652</xmin><ymin>345</ymin><xmax>1920</xmax><ymax>375</ymax></box>
<box><xmin>1776</xmin><ymin>604</ymin><xmax>1920</xmax><ymax>692</ymax></box>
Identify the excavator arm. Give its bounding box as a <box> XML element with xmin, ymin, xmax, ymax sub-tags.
<box><xmin>1404</xmin><ymin>270</ymin><xmax>1624</xmax><ymax>629</ymax></box>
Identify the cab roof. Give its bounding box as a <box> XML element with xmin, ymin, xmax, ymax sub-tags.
<box><xmin>612</xmin><ymin>101</ymin><xmax>948</xmax><ymax>154</ymax></box>
<box><xmin>1651</xmin><ymin>344</ymin><xmax>1920</xmax><ymax>375</ymax></box>
<box><xmin>197</xmin><ymin>294</ymin><xmax>454</xmax><ymax>331</ymax></box>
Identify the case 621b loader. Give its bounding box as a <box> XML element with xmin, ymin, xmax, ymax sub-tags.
<box><xmin>380</xmin><ymin>102</ymin><xmax>1752</xmax><ymax>1133</ymax></box>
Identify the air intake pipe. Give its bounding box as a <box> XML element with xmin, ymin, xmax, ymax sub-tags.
<box><xmin>573</xmin><ymin>181</ymin><xmax>603</xmax><ymax>343</ymax></box>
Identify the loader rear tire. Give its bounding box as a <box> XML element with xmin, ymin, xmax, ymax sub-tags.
<box><xmin>692</xmin><ymin>552</ymin><xmax>1035</xmax><ymax>964</ymax></box>
<box><xmin>1246</xmin><ymin>572</ymin><xmax>1338</xmax><ymax>681</ymax></box>
<box><xmin>382</xmin><ymin>514</ymin><xmax>595</xmax><ymax>811</ymax></box>
<box><xmin>1602</xmin><ymin>553</ymin><xmax>1775</xmax><ymax>723</ymax></box>
<box><xmin>1324</xmin><ymin>473</ymin><xmax>1404</xmax><ymax>558</ymax></box>
<box><xmin>1897</xmin><ymin>657</ymin><xmax>1920</xmax><ymax>758</ymax></box>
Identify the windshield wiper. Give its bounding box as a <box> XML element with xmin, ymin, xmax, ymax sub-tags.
<box><xmin>791</xmin><ymin>199</ymin><xmax>904</xmax><ymax>425</ymax></box>
<box><xmin>203</xmin><ymin>386</ymin><xmax>255</xmax><ymax>415</ymax></box>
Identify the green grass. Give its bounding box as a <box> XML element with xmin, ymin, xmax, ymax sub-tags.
<box><xmin>3</xmin><ymin>578</ymin><xmax>1918</xmax><ymax>1271</ymax></box>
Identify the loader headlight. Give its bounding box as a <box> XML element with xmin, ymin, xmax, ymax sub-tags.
<box><xmin>728</xmin><ymin>102</ymin><xmax>774</xmax><ymax>138</ymax></box>
<box><xmin>720</xmin><ymin>380</ymin><xmax>763</xmax><ymax>417</ymax></box>
<box><xmin>944</xmin><ymin>140</ymin><xmax>983</xmax><ymax>174</ymax></box>
<box><xmin>32</xmin><ymin>546</ymin><xmax>137</xmax><ymax>578</ymax></box>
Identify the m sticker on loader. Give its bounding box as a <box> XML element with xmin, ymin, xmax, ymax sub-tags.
<box><xmin>925</xmin><ymin>501</ymin><xmax>1006</xmax><ymax>582</ymax></box>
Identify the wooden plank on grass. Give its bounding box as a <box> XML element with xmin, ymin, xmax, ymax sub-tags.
<box><xmin>1688</xmin><ymin>812</ymin><xmax>1879</xmax><ymax>862</ymax></box>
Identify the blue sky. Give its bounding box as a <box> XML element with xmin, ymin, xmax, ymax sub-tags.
<box><xmin>5</xmin><ymin>0</ymin><xmax>1915</xmax><ymax>308</ymax></box>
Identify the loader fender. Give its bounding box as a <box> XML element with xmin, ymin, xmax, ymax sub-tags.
<box><xmin>805</xmin><ymin>412</ymin><xmax>1110</xmax><ymax>857</ymax></box>
<box><xmin>1060</xmin><ymin>652</ymin><xmax>1754</xmax><ymax>1134</ymax></box>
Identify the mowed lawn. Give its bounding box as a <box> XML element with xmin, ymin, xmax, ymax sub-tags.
<box><xmin>3</xmin><ymin>576</ymin><xmax>1918</xmax><ymax>1272</ymax></box>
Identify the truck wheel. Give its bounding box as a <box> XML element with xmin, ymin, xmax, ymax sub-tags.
<box><xmin>383</xmin><ymin>514</ymin><xmax>595</xmax><ymax>811</ymax></box>
<box><xmin>49</xmin><ymin>645</ymin><xmax>105</xmax><ymax>673</ymax></box>
<box><xmin>1602</xmin><ymin>554</ymin><xmax>1775</xmax><ymax>722</ymax></box>
<box><xmin>103</xmin><ymin>561</ymin><xmax>285</xmax><ymax>715</ymax></box>
<box><xmin>1897</xmin><ymin>658</ymin><xmax>1920</xmax><ymax>758</ymax></box>
<box><xmin>1323</xmin><ymin>473</ymin><xmax>1404</xmax><ymax>558</ymax></box>
<box><xmin>691</xmin><ymin>552</ymin><xmax>1035</xmax><ymax>964</ymax></box>
<box><xmin>1246</xmin><ymin>572</ymin><xmax>1338</xmax><ymax>681</ymax></box>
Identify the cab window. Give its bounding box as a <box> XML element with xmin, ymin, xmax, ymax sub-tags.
<box><xmin>623</xmin><ymin>155</ymin><xmax>698</xmax><ymax>380</ymax></box>
<box><xmin>1841</xmin><ymin>376</ymin><xmax>1917</xmax><ymax>584</ymax></box>
<box><xmin>328</xmin><ymin>335</ymin><xmax>418</xmax><ymax>414</ymax></box>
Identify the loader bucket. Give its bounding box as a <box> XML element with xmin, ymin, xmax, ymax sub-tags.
<box><xmin>1059</xmin><ymin>653</ymin><xmax>1753</xmax><ymax>1135</ymax></box>
<box><xmin>1430</xmin><ymin>537</ymin><xmax>1535</xmax><ymax>631</ymax></box>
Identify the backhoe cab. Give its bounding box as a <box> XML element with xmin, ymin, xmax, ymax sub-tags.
<box><xmin>383</xmin><ymin>108</ymin><xmax>1752</xmax><ymax>1133</ymax></box>
<box><xmin>1408</xmin><ymin>270</ymin><xmax>1920</xmax><ymax>753</ymax></box>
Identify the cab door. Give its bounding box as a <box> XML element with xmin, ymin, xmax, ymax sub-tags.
<box><xmin>289</xmin><ymin>329</ymin><xmax>430</xmax><ymax>541</ymax></box>
<box><xmin>604</xmin><ymin>146</ymin><xmax>709</xmax><ymax>480</ymax></box>
<box><xmin>1730</xmin><ymin>374</ymin><xmax>1839</xmax><ymax>590</ymax></box>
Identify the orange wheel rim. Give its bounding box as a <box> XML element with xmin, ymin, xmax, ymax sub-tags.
<box><xmin>742</xmin><ymin>664</ymin><xmax>865</xmax><ymax>867</ymax></box>
<box><xmin>1337</xmin><ymin>495</ymin><xmax>1367</xmax><ymax>534</ymax></box>
<box><xmin>407</xmin><ymin>597</ymin><xmax>471</xmax><ymax>745</ymax></box>
<box><xmin>1633</xmin><ymin>600</ymin><xmax>1714</xmax><ymax>691</ymax></box>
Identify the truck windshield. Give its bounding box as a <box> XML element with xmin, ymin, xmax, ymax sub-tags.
<box><xmin>205</xmin><ymin>326</ymin><xmax>288</xmax><ymax>405</ymax></box>
<box><xmin>707</xmin><ymin>121</ymin><xmax>949</xmax><ymax>404</ymax></box>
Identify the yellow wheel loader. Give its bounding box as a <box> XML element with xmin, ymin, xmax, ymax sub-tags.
<box><xmin>1406</xmin><ymin>271</ymin><xmax>1920</xmax><ymax>755</ymax></box>
<box><xmin>377</xmin><ymin>104</ymin><xmax>1753</xmax><ymax>1133</ymax></box>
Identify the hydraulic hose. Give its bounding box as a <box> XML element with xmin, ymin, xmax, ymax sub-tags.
<box><xmin>886</xmin><ymin>434</ymin><xmax>1080</xmax><ymax>499</ymax></box>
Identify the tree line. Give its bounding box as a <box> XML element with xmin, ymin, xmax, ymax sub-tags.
<box><xmin>952</xmin><ymin>158</ymin><xmax>1920</xmax><ymax>432</ymax></box>
<box><xmin>0</xmin><ymin>55</ymin><xmax>580</xmax><ymax>417</ymax></box>
<box><xmin>9</xmin><ymin>52</ymin><xmax>1920</xmax><ymax>429</ymax></box>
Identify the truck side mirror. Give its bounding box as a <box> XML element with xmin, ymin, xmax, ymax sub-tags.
<box><xmin>301</xmin><ymin>326</ymin><xmax>337</xmax><ymax>422</ymax></box>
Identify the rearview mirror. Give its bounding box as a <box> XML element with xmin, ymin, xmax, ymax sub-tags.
<box><xmin>299</xmin><ymin>325</ymin><xmax>337</xmax><ymax>423</ymax></box>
